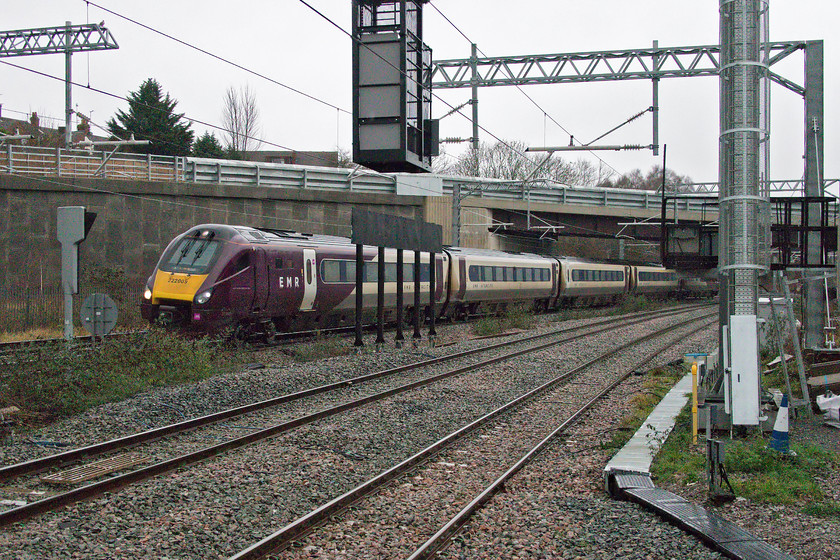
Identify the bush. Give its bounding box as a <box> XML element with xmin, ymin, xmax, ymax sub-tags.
<box><xmin>470</xmin><ymin>304</ymin><xmax>535</xmax><ymax>337</ymax></box>
<box><xmin>0</xmin><ymin>329</ymin><xmax>237</xmax><ymax>423</ymax></box>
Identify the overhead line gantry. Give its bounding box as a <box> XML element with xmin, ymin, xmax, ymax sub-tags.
<box><xmin>0</xmin><ymin>22</ymin><xmax>119</xmax><ymax>147</ymax></box>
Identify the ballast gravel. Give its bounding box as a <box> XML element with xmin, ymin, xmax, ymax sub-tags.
<box><xmin>0</xmin><ymin>307</ymin><xmax>748</xmax><ymax>560</ymax></box>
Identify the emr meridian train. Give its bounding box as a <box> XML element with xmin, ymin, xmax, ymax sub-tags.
<box><xmin>140</xmin><ymin>224</ymin><xmax>714</xmax><ymax>338</ymax></box>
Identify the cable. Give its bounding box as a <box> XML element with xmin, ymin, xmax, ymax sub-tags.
<box><xmin>0</xmin><ymin>59</ymin><xmax>346</xmax><ymax>169</ymax></box>
<box><xmin>427</xmin><ymin>1</ymin><xmax>622</xmax><ymax>177</ymax></box>
<box><xmin>295</xmin><ymin>0</ymin><xmax>538</xmax><ymax>171</ymax></box>
<box><xmin>1</xmin><ymin>62</ymin><xmax>455</xmax><ymax>199</ymax></box>
<box><xmin>84</xmin><ymin>1</ymin><xmax>351</xmax><ymax>115</ymax></box>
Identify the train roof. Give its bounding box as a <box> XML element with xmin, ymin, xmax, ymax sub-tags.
<box><xmin>443</xmin><ymin>246</ymin><xmax>553</xmax><ymax>260</ymax></box>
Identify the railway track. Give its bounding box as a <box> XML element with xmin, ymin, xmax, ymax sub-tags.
<box><xmin>229</xmin><ymin>314</ymin><xmax>716</xmax><ymax>560</ymax></box>
<box><xmin>0</xmin><ymin>303</ymin><xmax>712</xmax><ymax>529</ymax></box>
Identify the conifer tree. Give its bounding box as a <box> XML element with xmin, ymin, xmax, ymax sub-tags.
<box><xmin>107</xmin><ymin>78</ymin><xmax>194</xmax><ymax>156</ymax></box>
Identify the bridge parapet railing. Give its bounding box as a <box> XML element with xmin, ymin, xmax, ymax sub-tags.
<box><xmin>0</xmin><ymin>145</ymin><xmax>184</xmax><ymax>182</ymax></box>
<box><xmin>3</xmin><ymin>146</ymin><xmax>834</xmax><ymax>217</ymax></box>
<box><xmin>183</xmin><ymin>158</ymin><xmax>395</xmax><ymax>193</ymax></box>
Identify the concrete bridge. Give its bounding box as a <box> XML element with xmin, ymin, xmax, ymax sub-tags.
<box><xmin>0</xmin><ymin>146</ymin><xmax>741</xmax><ymax>289</ymax></box>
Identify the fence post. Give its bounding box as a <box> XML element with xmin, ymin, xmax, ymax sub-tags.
<box><xmin>255</xmin><ymin>165</ymin><xmax>261</xmax><ymax>186</ymax></box>
<box><xmin>147</xmin><ymin>154</ymin><xmax>152</xmax><ymax>181</ymax></box>
<box><xmin>25</xmin><ymin>288</ymin><xmax>31</xmax><ymax>330</ymax></box>
<box><xmin>217</xmin><ymin>163</ymin><xmax>222</xmax><ymax>184</ymax></box>
<box><xmin>6</xmin><ymin>144</ymin><xmax>12</xmax><ymax>173</ymax></box>
<box><xmin>56</xmin><ymin>147</ymin><xmax>62</xmax><ymax>177</ymax></box>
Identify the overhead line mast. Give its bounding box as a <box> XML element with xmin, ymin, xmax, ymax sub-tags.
<box><xmin>0</xmin><ymin>22</ymin><xmax>119</xmax><ymax>147</ymax></box>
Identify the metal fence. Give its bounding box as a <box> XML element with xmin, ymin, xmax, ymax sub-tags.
<box><xmin>0</xmin><ymin>286</ymin><xmax>144</xmax><ymax>333</ymax></box>
<box><xmin>2</xmin><ymin>146</ymin><xmax>835</xmax><ymax>216</ymax></box>
<box><xmin>1</xmin><ymin>145</ymin><xmax>185</xmax><ymax>182</ymax></box>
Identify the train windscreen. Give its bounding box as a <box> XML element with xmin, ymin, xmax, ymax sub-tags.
<box><xmin>159</xmin><ymin>237</ymin><xmax>222</xmax><ymax>275</ymax></box>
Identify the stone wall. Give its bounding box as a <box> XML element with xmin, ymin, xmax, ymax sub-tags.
<box><xmin>0</xmin><ymin>175</ymin><xmax>423</xmax><ymax>290</ymax></box>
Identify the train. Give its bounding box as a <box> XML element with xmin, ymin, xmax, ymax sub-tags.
<box><xmin>140</xmin><ymin>224</ymin><xmax>716</xmax><ymax>339</ymax></box>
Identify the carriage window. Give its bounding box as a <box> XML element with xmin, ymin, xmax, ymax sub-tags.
<box><xmin>365</xmin><ymin>262</ymin><xmax>378</xmax><ymax>283</ymax></box>
<box><xmin>385</xmin><ymin>263</ymin><xmax>397</xmax><ymax>283</ymax></box>
<box><xmin>469</xmin><ymin>265</ymin><xmax>479</xmax><ymax>282</ymax></box>
<box><xmin>343</xmin><ymin>261</ymin><xmax>356</xmax><ymax>283</ymax></box>
<box><xmin>306</xmin><ymin>259</ymin><xmax>312</xmax><ymax>284</ymax></box>
<box><xmin>275</xmin><ymin>258</ymin><xmax>284</xmax><ymax>269</ymax></box>
<box><xmin>403</xmin><ymin>263</ymin><xmax>415</xmax><ymax>282</ymax></box>
<box><xmin>321</xmin><ymin>260</ymin><xmax>340</xmax><ymax>283</ymax></box>
<box><xmin>420</xmin><ymin>263</ymin><xmax>430</xmax><ymax>282</ymax></box>
<box><xmin>495</xmin><ymin>267</ymin><xmax>504</xmax><ymax>282</ymax></box>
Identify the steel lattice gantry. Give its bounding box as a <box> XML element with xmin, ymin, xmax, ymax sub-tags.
<box><xmin>431</xmin><ymin>41</ymin><xmax>806</xmax><ymax>93</ymax></box>
<box><xmin>0</xmin><ymin>23</ymin><xmax>119</xmax><ymax>146</ymax></box>
<box><xmin>0</xmin><ymin>23</ymin><xmax>118</xmax><ymax>57</ymax></box>
<box><xmin>433</xmin><ymin>36</ymin><xmax>828</xmax><ymax>349</ymax></box>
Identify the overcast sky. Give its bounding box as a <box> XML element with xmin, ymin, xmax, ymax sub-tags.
<box><xmin>1</xmin><ymin>0</ymin><xmax>835</xmax><ymax>186</ymax></box>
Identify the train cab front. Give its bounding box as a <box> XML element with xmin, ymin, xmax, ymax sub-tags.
<box><xmin>141</xmin><ymin>226</ymin><xmax>233</xmax><ymax>332</ymax></box>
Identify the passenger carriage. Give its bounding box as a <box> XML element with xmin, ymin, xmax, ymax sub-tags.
<box><xmin>556</xmin><ymin>259</ymin><xmax>630</xmax><ymax>306</ymax></box>
<box><xmin>445</xmin><ymin>247</ymin><xmax>556</xmax><ymax>318</ymax></box>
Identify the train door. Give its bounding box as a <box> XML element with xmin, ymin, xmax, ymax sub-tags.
<box><xmin>300</xmin><ymin>248</ymin><xmax>317</xmax><ymax>311</ymax></box>
<box><xmin>252</xmin><ymin>249</ymin><xmax>269</xmax><ymax>312</ymax></box>
<box><xmin>229</xmin><ymin>250</ymin><xmax>254</xmax><ymax>313</ymax></box>
<box><xmin>624</xmin><ymin>266</ymin><xmax>631</xmax><ymax>292</ymax></box>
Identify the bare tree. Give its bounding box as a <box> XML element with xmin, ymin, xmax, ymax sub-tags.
<box><xmin>438</xmin><ymin>140</ymin><xmax>610</xmax><ymax>187</ymax></box>
<box><xmin>222</xmin><ymin>85</ymin><xmax>262</xmax><ymax>156</ymax></box>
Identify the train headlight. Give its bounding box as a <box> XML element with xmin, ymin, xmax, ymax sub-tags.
<box><xmin>194</xmin><ymin>289</ymin><xmax>213</xmax><ymax>305</ymax></box>
<box><xmin>143</xmin><ymin>288</ymin><xmax>152</xmax><ymax>300</ymax></box>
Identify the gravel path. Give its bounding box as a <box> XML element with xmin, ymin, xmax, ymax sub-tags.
<box><xmin>0</xmin><ymin>307</ymin><xmax>724</xmax><ymax>559</ymax></box>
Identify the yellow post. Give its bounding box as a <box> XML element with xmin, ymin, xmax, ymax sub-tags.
<box><xmin>691</xmin><ymin>362</ymin><xmax>698</xmax><ymax>445</ymax></box>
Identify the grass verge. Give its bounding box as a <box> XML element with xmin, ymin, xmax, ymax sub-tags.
<box><xmin>651</xmin><ymin>405</ymin><xmax>840</xmax><ymax>518</ymax></box>
<box><xmin>550</xmin><ymin>295</ymin><xmax>671</xmax><ymax>324</ymax></box>
<box><xmin>600</xmin><ymin>363</ymin><xmax>689</xmax><ymax>453</ymax></box>
<box><xmin>0</xmin><ymin>329</ymin><xmax>240</xmax><ymax>425</ymax></box>
<box><xmin>470</xmin><ymin>304</ymin><xmax>536</xmax><ymax>337</ymax></box>
<box><xmin>605</xmin><ymin>362</ymin><xmax>840</xmax><ymax>519</ymax></box>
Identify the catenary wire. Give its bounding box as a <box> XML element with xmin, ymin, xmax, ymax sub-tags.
<box><xmin>295</xmin><ymin>0</ymin><xmax>541</xmax><ymax>170</ymax></box>
<box><xmin>3</xmin><ymin>6</ymin><xmax>591</xmax><ymax>201</ymax></box>
<box><xmin>0</xmin><ymin>59</ymin><xmax>345</xmax><ymax>169</ymax></box>
<box><xmin>426</xmin><ymin>0</ymin><xmax>622</xmax><ymax>177</ymax></box>
<box><xmin>84</xmin><ymin>0</ymin><xmax>351</xmax><ymax>115</ymax></box>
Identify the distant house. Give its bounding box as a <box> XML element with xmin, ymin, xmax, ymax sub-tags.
<box><xmin>0</xmin><ymin>107</ymin><xmax>108</xmax><ymax>147</ymax></box>
<box><xmin>241</xmin><ymin>150</ymin><xmax>343</xmax><ymax>168</ymax></box>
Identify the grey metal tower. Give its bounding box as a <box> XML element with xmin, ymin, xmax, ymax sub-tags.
<box><xmin>352</xmin><ymin>0</ymin><xmax>438</xmax><ymax>173</ymax></box>
<box><xmin>719</xmin><ymin>0</ymin><xmax>771</xmax><ymax>426</ymax></box>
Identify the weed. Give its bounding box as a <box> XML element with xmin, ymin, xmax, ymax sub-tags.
<box><xmin>470</xmin><ymin>304</ymin><xmax>536</xmax><ymax>337</ymax></box>
<box><xmin>0</xmin><ymin>329</ymin><xmax>239</xmax><ymax>424</ymax></box>
<box><xmin>601</xmin><ymin>364</ymin><xmax>688</xmax><ymax>452</ymax></box>
<box><xmin>801</xmin><ymin>501</ymin><xmax>840</xmax><ymax>519</ymax></box>
<box><xmin>651</xmin><ymin>408</ymin><xmax>840</xmax><ymax>511</ymax></box>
